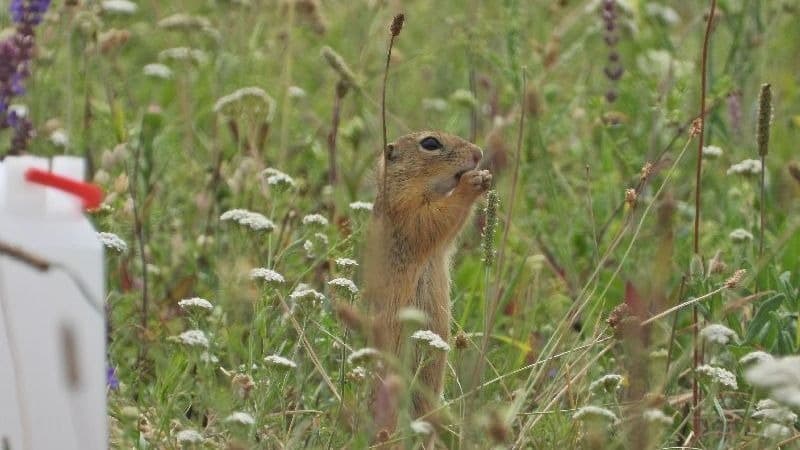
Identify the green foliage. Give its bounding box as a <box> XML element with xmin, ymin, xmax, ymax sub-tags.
<box><xmin>3</xmin><ymin>0</ymin><xmax>800</xmax><ymax>448</ymax></box>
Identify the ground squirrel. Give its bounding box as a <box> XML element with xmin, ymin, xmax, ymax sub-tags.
<box><xmin>363</xmin><ymin>130</ymin><xmax>491</xmax><ymax>432</ymax></box>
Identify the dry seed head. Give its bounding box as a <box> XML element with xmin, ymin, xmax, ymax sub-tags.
<box><xmin>624</xmin><ymin>188</ymin><xmax>637</xmax><ymax>208</ymax></box>
<box><xmin>454</xmin><ymin>331</ymin><xmax>469</xmax><ymax>350</ymax></box>
<box><xmin>690</xmin><ymin>117</ymin><xmax>703</xmax><ymax>137</ymax></box>
<box><xmin>320</xmin><ymin>46</ymin><xmax>358</xmax><ymax>88</ymax></box>
<box><xmin>482</xmin><ymin>190</ymin><xmax>499</xmax><ymax>266</ymax></box>
<box><xmin>390</xmin><ymin>13</ymin><xmax>405</xmax><ymax>36</ymax></box>
<box><xmin>640</xmin><ymin>161</ymin><xmax>654</xmax><ymax>181</ymax></box>
<box><xmin>724</xmin><ymin>269</ymin><xmax>746</xmax><ymax>289</ymax></box>
<box><xmin>757</xmin><ymin>83</ymin><xmax>772</xmax><ymax>157</ymax></box>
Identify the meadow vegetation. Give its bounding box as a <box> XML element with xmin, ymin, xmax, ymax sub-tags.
<box><xmin>2</xmin><ymin>0</ymin><xmax>800</xmax><ymax>448</ymax></box>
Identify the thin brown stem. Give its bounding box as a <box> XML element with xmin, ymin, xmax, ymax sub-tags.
<box><xmin>692</xmin><ymin>1</ymin><xmax>717</xmax><ymax>442</ymax></box>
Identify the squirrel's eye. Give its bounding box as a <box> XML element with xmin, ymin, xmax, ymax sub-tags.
<box><xmin>420</xmin><ymin>137</ymin><xmax>442</xmax><ymax>151</ymax></box>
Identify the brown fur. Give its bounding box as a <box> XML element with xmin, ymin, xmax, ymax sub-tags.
<box><xmin>363</xmin><ymin>131</ymin><xmax>491</xmax><ymax>435</ymax></box>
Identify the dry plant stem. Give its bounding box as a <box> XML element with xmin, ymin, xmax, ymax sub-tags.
<box><xmin>276</xmin><ymin>295</ymin><xmax>341</xmax><ymax>402</ymax></box>
<box><xmin>641</xmin><ymin>285</ymin><xmax>726</xmax><ymax>326</ymax></box>
<box><xmin>381</xmin><ymin>16</ymin><xmax>402</xmax><ymax>200</ymax></box>
<box><xmin>692</xmin><ymin>0</ymin><xmax>717</xmax><ymax>441</ymax></box>
<box><xmin>327</xmin><ymin>82</ymin><xmax>346</xmax><ymax>188</ymax></box>
<box><xmin>474</xmin><ymin>69</ymin><xmax>527</xmax><ymax>387</ymax></box>
<box><xmin>665</xmin><ymin>276</ymin><xmax>687</xmax><ymax>378</ymax></box>
<box><xmin>128</xmin><ymin>152</ymin><xmax>150</xmax><ymax>369</ymax></box>
<box><xmin>759</xmin><ymin>153</ymin><xmax>765</xmax><ymax>258</ymax></box>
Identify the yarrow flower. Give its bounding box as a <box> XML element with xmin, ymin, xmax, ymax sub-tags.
<box><xmin>97</xmin><ymin>232</ymin><xmax>128</xmax><ymax>253</ymax></box>
<box><xmin>220</xmin><ymin>209</ymin><xmax>275</xmax><ymax>231</ymax></box>
<box><xmin>745</xmin><ymin>356</ymin><xmax>800</xmax><ymax>408</ymax></box>
<box><xmin>753</xmin><ymin>399</ymin><xmax>798</xmax><ymax>424</ymax></box>
<box><xmin>696</xmin><ymin>364</ymin><xmax>738</xmax><ymax>389</ymax></box>
<box><xmin>572</xmin><ymin>406</ymin><xmax>619</xmax><ymax>423</ymax></box>
<box><xmin>411</xmin><ymin>330</ymin><xmax>450</xmax><ymax>351</ymax></box>
<box><xmin>349</xmin><ymin>201</ymin><xmax>373</xmax><ymax>212</ymax></box>
<box><xmin>328</xmin><ymin>277</ymin><xmax>358</xmax><ymax>295</ymax></box>
<box><xmin>178</xmin><ymin>297</ymin><xmax>213</xmax><ymax>312</ymax></box>
<box><xmin>642</xmin><ymin>409</ymin><xmax>673</xmax><ymax>425</ymax></box>
<box><xmin>740</xmin><ymin>351</ymin><xmax>774</xmax><ymax>366</ymax></box>
<box><xmin>702</xmin><ymin>145</ymin><xmax>723</xmax><ymax>159</ymax></box>
<box><xmin>347</xmin><ymin>347</ymin><xmax>380</xmax><ymax>364</ymax></box>
<box><xmin>335</xmin><ymin>257</ymin><xmax>358</xmax><ymax>269</ymax></box>
<box><xmin>762</xmin><ymin>423</ymin><xmax>792</xmax><ymax>440</ymax></box>
<box><xmin>727</xmin><ymin>159</ymin><xmax>763</xmax><ymax>176</ymax></box>
<box><xmin>302</xmin><ymin>213</ymin><xmax>329</xmax><ymax>227</ymax></box>
<box><xmin>143</xmin><ymin>63</ymin><xmax>173</xmax><ymax>79</ymax></box>
<box><xmin>264</xmin><ymin>354</ymin><xmax>297</xmax><ymax>369</ymax></box>
<box><xmin>262</xmin><ymin>168</ymin><xmax>296</xmax><ymax>188</ymax></box>
<box><xmin>410</xmin><ymin>420</ymin><xmax>434</xmax><ymax>435</ymax></box>
<box><xmin>158</xmin><ymin>47</ymin><xmax>207</xmax><ymax>64</ymax></box>
<box><xmin>250</xmin><ymin>267</ymin><xmax>286</xmax><ymax>284</ymax></box>
<box><xmin>175</xmin><ymin>429</ymin><xmax>203</xmax><ymax>443</ymax></box>
<box><xmin>589</xmin><ymin>374</ymin><xmax>625</xmax><ymax>394</ymax></box>
<box><xmin>287</xmin><ymin>86</ymin><xmax>306</xmax><ymax>98</ymax></box>
<box><xmin>49</xmin><ymin>129</ymin><xmax>69</xmax><ymax>147</ymax></box>
<box><xmin>174</xmin><ymin>329</ymin><xmax>210</xmax><ymax>348</ymax></box>
<box><xmin>729</xmin><ymin>228</ymin><xmax>754</xmax><ymax>243</ymax></box>
<box><xmin>289</xmin><ymin>284</ymin><xmax>326</xmax><ymax>302</ymax></box>
<box><xmin>224</xmin><ymin>411</ymin><xmax>255</xmax><ymax>425</ymax></box>
<box><xmin>700</xmin><ymin>323</ymin><xmax>738</xmax><ymax>345</ymax></box>
<box><xmin>101</xmin><ymin>0</ymin><xmax>138</xmax><ymax>14</ymax></box>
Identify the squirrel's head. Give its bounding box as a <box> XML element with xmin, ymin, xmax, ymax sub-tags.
<box><xmin>378</xmin><ymin>131</ymin><xmax>483</xmax><ymax>207</ymax></box>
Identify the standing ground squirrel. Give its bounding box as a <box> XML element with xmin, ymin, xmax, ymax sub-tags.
<box><xmin>363</xmin><ymin>130</ymin><xmax>491</xmax><ymax>432</ymax></box>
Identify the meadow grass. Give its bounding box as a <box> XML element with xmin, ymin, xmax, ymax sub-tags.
<box><xmin>2</xmin><ymin>0</ymin><xmax>800</xmax><ymax>448</ymax></box>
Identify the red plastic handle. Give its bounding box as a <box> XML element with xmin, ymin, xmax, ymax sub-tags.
<box><xmin>25</xmin><ymin>168</ymin><xmax>104</xmax><ymax>210</ymax></box>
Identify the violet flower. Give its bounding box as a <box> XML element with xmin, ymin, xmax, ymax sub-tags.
<box><xmin>1</xmin><ymin>0</ymin><xmax>52</xmax><ymax>156</ymax></box>
<box><xmin>106</xmin><ymin>365</ymin><xmax>120</xmax><ymax>390</ymax></box>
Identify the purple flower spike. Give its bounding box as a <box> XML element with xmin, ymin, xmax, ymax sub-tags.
<box><xmin>106</xmin><ymin>365</ymin><xmax>120</xmax><ymax>390</ymax></box>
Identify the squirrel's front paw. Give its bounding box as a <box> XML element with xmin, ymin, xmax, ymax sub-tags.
<box><xmin>459</xmin><ymin>169</ymin><xmax>492</xmax><ymax>193</ymax></box>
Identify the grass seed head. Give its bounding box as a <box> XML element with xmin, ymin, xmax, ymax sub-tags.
<box><xmin>757</xmin><ymin>83</ymin><xmax>772</xmax><ymax>156</ymax></box>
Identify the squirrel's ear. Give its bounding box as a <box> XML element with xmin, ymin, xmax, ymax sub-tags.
<box><xmin>385</xmin><ymin>143</ymin><xmax>398</xmax><ymax>162</ymax></box>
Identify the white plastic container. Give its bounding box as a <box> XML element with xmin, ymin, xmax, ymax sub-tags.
<box><xmin>0</xmin><ymin>156</ymin><xmax>106</xmax><ymax>450</ymax></box>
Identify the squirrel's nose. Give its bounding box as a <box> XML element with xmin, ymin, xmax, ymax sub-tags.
<box><xmin>471</xmin><ymin>148</ymin><xmax>483</xmax><ymax>166</ymax></box>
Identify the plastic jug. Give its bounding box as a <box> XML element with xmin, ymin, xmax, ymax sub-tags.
<box><xmin>0</xmin><ymin>156</ymin><xmax>106</xmax><ymax>450</ymax></box>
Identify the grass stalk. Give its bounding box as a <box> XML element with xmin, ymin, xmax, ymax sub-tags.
<box><xmin>692</xmin><ymin>0</ymin><xmax>718</xmax><ymax>441</ymax></box>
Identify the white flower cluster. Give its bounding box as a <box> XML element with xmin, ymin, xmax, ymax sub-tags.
<box><xmin>102</xmin><ymin>0</ymin><xmax>138</xmax><ymax>14</ymax></box>
<box><xmin>642</xmin><ymin>409</ymin><xmax>673</xmax><ymax>425</ymax></box>
<box><xmin>589</xmin><ymin>374</ymin><xmax>625</xmax><ymax>394</ymax></box>
<box><xmin>175</xmin><ymin>329</ymin><xmax>210</xmax><ymax>348</ymax></box>
<box><xmin>335</xmin><ymin>257</ymin><xmax>358</xmax><ymax>268</ymax></box>
<box><xmin>701</xmin><ymin>145</ymin><xmax>723</xmax><ymax>159</ymax></box>
<box><xmin>410</xmin><ymin>420</ymin><xmax>434</xmax><ymax>435</ymax></box>
<box><xmin>250</xmin><ymin>268</ymin><xmax>286</xmax><ymax>284</ymax></box>
<box><xmin>97</xmin><ymin>232</ymin><xmax>128</xmax><ymax>253</ymax></box>
<box><xmin>175</xmin><ymin>429</ymin><xmax>203</xmax><ymax>443</ymax></box>
<box><xmin>159</xmin><ymin>47</ymin><xmax>208</xmax><ymax>64</ymax></box>
<box><xmin>178</xmin><ymin>297</ymin><xmax>213</xmax><ymax>311</ymax></box>
<box><xmin>220</xmin><ymin>209</ymin><xmax>275</xmax><ymax>231</ymax></box>
<box><xmin>411</xmin><ymin>330</ymin><xmax>450</xmax><ymax>352</ymax></box>
<box><xmin>143</xmin><ymin>63</ymin><xmax>173</xmax><ymax>79</ymax></box>
<box><xmin>752</xmin><ymin>399</ymin><xmax>798</xmax><ymax>424</ymax></box>
<box><xmin>349</xmin><ymin>201</ymin><xmax>373</xmax><ymax>212</ymax></box>
<box><xmin>745</xmin><ymin>356</ymin><xmax>800</xmax><ymax>408</ymax></box>
<box><xmin>347</xmin><ymin>347</ymin><xmax>380</xmax><ymax>364</ymax></box>
<box><xmin>302</xmin><ymin>214</ymin><xmax>329</xmax><ymax>227</ymax></box>
<box><xmin>740</xmin><ymin>351</ymin><xmax>773</xmax><ymax>366</ymax></box>
<box><xmin>700</xmin><ymin>323</ymin><xmax>738</xmax><ymax>345</ymax></box>
<box><xmin>213</xmin><ymin>87</ymin><xmax>275</xmax><ymax>121</ymax></box>
<box><xmin>224</xmin><ymin>411</ymin><xmax>256</xmax><ymax>425</ymax></box>
<box><xmin>289</xmin><ymin>284</ymin><xmax>326</xmax><ymax>302</ymax></box>
<box><xmin>264</xmin><ymin>354</ymin><xmax>297</xmax><ymax>369</ymax></box>
<box><xmin>262</xmin><ymin>168</ymin><xmax>296</xmax><ymax>188</ymax></box>
<box><xmin>328</xmin><ymin>277</ymin><xmax>358</xmax><ymax>294</ymax></box>
<box><xmin>696</xmin><ymin>364</ymin><xmax>738</xmax><ymax>389</ymax></box>
<box><xmin>727</xmin><ymin>159</ymin><xmax>763</xmax><ymax>176</ymax></box>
